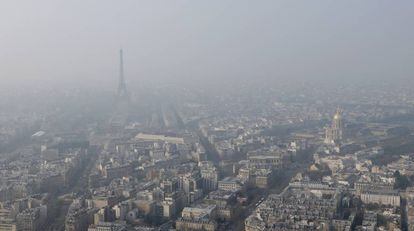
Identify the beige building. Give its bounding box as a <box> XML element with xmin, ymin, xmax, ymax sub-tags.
<box><xmin>176</xmin><ymin>218</ymin><xmax>217</xmax><ymax>231</ymax></box>
<box><xmin>218</xmin><ymin>177</ymin><xmax>242</xmax><ymax>192</ymax></box>
<box><xmin>0</xmin><ymin>219</ymin><xmax>16</xmax><ymax>231</ymax></box>
<box><xmin>361</xmin><ymin>191</ymin><xmax>400</xmax><ymax>207</ymax></box>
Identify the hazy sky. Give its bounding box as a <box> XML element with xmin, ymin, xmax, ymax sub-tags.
<box><xmin>1</xmin><ymin>0</ymin><xmax>413</xmax><ymax>89</ymax></box>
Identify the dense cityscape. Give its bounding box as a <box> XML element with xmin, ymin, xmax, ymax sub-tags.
<box><xmin>1</xmin><ymin>51</ymin><xmax>414</xmax><ymax>231</ymax></box>
<box><xmin>2</xmin><ymin>1</ymin><xmax>414</xmax><ymax>231</ymax></box>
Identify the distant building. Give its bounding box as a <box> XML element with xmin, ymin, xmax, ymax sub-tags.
<box><xmin>16</xmin><ymin>207</ymin><xmax>46</xmax><ymax>231</ymax></box>
<box><xmin>175</xmin><ymin>218</ymin><xmax>217</xmax><ymax>231</ymax></box>
<box><xmin>406</xmin><ymin>191</ymin><xmax>414</xmax><ymax>231</ymax></box>
<box><xmin>325</xmin><ymin>108</ymin><xmax>343</xmax><ymax>145</ymax></box>
<box><xmin>0</xmin><ymin>219</ymin><xmax>16</xmax><ymax>231</ymax></box>
<box><xmin>248</xmin><ymin>155</ymin><xmax>282</xmax><ymax>170</ymax></box>
<box><xmin>218</xmin><ymin>177</ymin><xmax>243</xmax><ymax>192</ymax></box>
<box><xmin>204</xmin><ymin>190</ymin><xmax>237</xmax><ymax>221</ymax></box>
<box><xmin>88</xmin><ymin>221</ymin><xmax>126</xmax><ymax>231</ymax></box>
<box><xmin>65</xmin><ymin>208</ymin><xmax>96</xmax><ymax>231</ymax></box>
<box><xmin>199</xmin><ymin>161</ymin><xmax>218</xmax><ymax>192</ymax></box>
<box><xmin>360</xmin><ymin>190</ymin><xmax>400</xmax><ymax>207</ymax></box>
<box><xmin>104</xmin><ymin>164</ymin><xmax>132</xmax><ymax>180</ymax></box>
<box><xmin>93</xmin><ymin>207</ymin><xmax>116</xmax><ymax>225</ymax></box>
<box><xmin>252</xmin><ymin>169</ymin><xmax>272</xmax><ymax>189</ymax></box>
<box><xmin>176</xmin><ymin>205</ymin><xmax>217</xmax><ymax>231</ymax></box>
<box><xmin>113</xmin><ymin>202</ymin><xmax>131</xmax><ymax>221</ymax></box>
<box><xmin>135</xmin><ymin>133</ymin><xmax>185</xmax><ymax>145</ymax></box>
<box><xmin>162</xmin><ymin>191</ymin><xmax>185</xmax><ymax>219</ymax></box>
<box><xmin>180</xmin><ymin>173</ymin><xmax>203</xmax><ymax>204</ymax></box>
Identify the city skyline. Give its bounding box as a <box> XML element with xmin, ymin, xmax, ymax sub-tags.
<box><xmin>1</xmin><ymin>1</ymin><xmax>414</xmax><ymax>231</ymax></box>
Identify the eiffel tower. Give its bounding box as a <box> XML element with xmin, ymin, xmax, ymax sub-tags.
<box><xmin>110</xmin><ymin>49</ymin><xmax>129</xmax><ymax>129</ymax></box>
<box><xmin>117</xmin><ymin>49</ymin><xmax>129</xmax><ymax>101</ymax></box>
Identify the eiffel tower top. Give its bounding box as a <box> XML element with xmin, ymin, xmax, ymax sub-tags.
<box><xmin>117</xmin><ymin>49</ymin><xmax>129</xmax><ymax>101</ymax></box>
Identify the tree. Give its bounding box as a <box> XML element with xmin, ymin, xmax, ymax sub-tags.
<box><xmin>394</xmin><ymin>170</ymin><xmax>410</xmax><ymax>190</ymax></box>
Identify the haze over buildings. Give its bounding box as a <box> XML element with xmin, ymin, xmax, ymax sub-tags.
<box><xmin>1</xmin><ymin>0</ymin><xmax>414</xmax><ymax>90</ymax></box>
<box><xmin>1</xmin><ymin>1</ymin><xmax>414</xmax><ymax>231</ymax></box>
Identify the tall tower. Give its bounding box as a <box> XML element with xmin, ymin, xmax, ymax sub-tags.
<box><xmin>117</xmin><ymin>49</ymin><xmax>129</xmax><ymax>101</ymax></box>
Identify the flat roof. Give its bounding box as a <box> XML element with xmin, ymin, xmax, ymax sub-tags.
<box><xmin>135</xmin><ymin>133</ymin><xmax>185</xmax><ymax>144</ymax></box>
<box><xmin>32</xmin><ymin>131</ymin><xmax>46</xmax><ymax>137</ymax></box>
